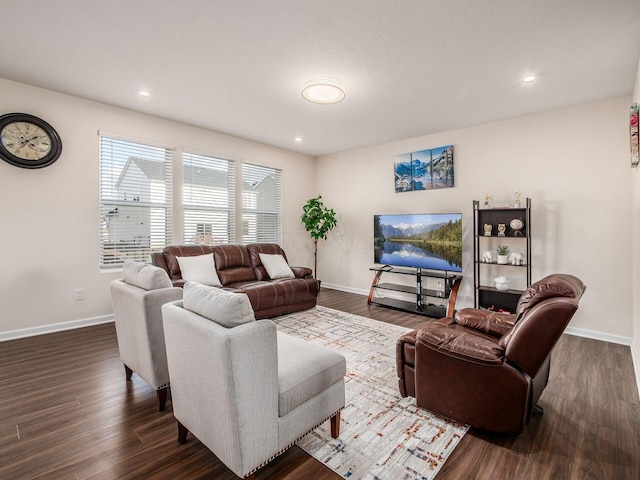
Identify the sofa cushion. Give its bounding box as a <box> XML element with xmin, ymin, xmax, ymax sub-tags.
<box><xmin>276</xmin><ymin>332</ymin><xmax>346</xmax><ymax>417</ymax></box>
<box><xmin>259</xmin><ymin>253</ymin><xmax>294</xmax><ymax>279</ymax></box>
<box><xmin>246</xmin><ymin>243</ymin><xmax>288</xmax><ymax>281</ymax></box>
<box><xmin>228</xmin><ymin>278</ymin><xmax>319</xmax><ymax>312</ymax></box>
<box><xmin>176</xmin><ymin>253</ymin><xmax>222</xmax><ymax>287</ymax></box>
<box><xmin>212</xmin><ymin>245</ymin><xmax>256</xmax><ymax>285</ymax></box>
<box><xmin>183</xmin><ymin>282</ymin><xmax>255</xmax><ymax>328</ymax></box>
<box><xmin>123</xmin><ymin>260</ymin><xmax>172</xmax><ymax>290</ymax></box>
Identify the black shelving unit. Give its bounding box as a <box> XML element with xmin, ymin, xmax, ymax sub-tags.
<box><xmin>473</xmin><ymin>198</ymin><xmax>531</xmax><ymax>313</ymax></box>
<box><xmin>367</xmin><ymin>267</ymin><xmax>462</xmax><ymax>318</ymax></box>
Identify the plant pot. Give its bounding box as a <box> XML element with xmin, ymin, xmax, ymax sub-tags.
<box><xmin>497</xmin><ymin>255</ymin><xmax>509</xmax><ymax>265</ymax></box>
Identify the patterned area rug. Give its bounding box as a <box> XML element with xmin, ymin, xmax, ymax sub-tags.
<box><xmin>273</xmin><ymin>306</ymin><xmax>468</xmax><ymax>480</ymax></box>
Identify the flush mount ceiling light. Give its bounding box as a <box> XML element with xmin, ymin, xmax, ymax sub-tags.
<box><xmin>302</xmin><ymin>77</ymin><xmax>345</xmax><ymax>104</ymax></box>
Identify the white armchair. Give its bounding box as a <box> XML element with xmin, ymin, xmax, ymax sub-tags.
<box><xmin>110</xmin><ymin>261</ymin><xmax>183</xmax><ymax>411</ymax></box>
<box><xmin>162</xmin><ymin>282</ymin><xmax>346</xmax><ymax>480</ymax></box>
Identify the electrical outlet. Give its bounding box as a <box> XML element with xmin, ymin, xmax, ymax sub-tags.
<box><xmin>75</xmin><ymin>289</ymin><xmax>84</xmax><ymax>301</ymax></box>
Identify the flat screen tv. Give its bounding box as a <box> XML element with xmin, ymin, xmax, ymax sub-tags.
<box><xmin>374</xmin><ymin>213</ymin><xmax>462</xmax><ymax>272</ymax></box>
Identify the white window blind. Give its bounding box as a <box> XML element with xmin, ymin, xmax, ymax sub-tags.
<box><xmin>99</xmin><ymin>135</ymin><xmax>173</xmax><ymax>268</ymax></box>
<box><xmin>183</xmin><ymin>151</ymin><xmax>235</xmax><ymax>245</ymax></box>
<box><xmin>242</xmin><ymin>163</ymin><xmax>282</xmax><ymax>244</ymax></box>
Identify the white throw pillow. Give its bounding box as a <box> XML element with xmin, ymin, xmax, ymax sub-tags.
<box><xmin>259</xmin><ymin>253</ymin><xmax>294</xmax><ymax>279</ymax></box>
<box><xmin>176</xmin><ymin>253</ymin><xmax>222</xmax><ymax>287</ymax></box>
<box><xmin>123</xmin><ymin>260</ymin><xmax>172</xmax><ymax>290</ymax></box>
<box><xmin>183</xmin><ymin>282</ymin><xmax>255</xmax><ymax>327</ymax></box>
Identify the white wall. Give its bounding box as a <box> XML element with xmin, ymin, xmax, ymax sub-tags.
<box><xmin>0</xmin><ymin>78</ymin><xmax>315</xmax><ymax>337</ymax></box>
<box><xmin>316</xmin><ymin>96</ymin><xmax>632</xmax><ymax>339</ymax></box>
<box><xmin>1</xmin><ymin>76</ymin><xmax>634</xmax><ymax>344</ymax></box>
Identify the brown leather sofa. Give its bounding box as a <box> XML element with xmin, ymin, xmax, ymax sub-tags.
<box><xmin>151</xmin><ymin>243</ymin><xmax>318</xmax><ymax>319</ymax></box>
<box><xmin>396</xmin><ymin>273</ymin><xmax>585</xmax><ymax>434</ymax></box>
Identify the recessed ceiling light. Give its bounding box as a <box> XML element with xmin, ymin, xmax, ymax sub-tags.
<box><xmin>294</xmin><ymin>137</ymin><xmax>303</xmax><ymax>143</ymax></box>
<box><xmin>302</xmin><ymin>77</ymin><xmax>345</xmax><ymax>104</ymax></box>
<box><xmin>522</xmin><ymin>75</ymin><xmax>536</xmax><ymax>83</ymax></box>
<box><xmin>138</xmin><ymin>90</ymin><xmax>150</xmax><ymax>97</ymax></box>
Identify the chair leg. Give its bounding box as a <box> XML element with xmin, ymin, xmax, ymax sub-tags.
<box><xmin>156</xmin><ymin>387</ymin><xmax>169</xmax><ymax>411</ymax></box>
<box><xmin>330</xmin><ymin>411</ymin><xmax>341</xmax><ymax>438</ymax></box>
<box><xmin>124</xmin><ymin>364</ymin><xmax>133</xmax><ymax>381</ymax></box>
<box><xmin>532</xmin><ymin>404</ymin><xmax>544</xmax><ymax>416</ymax></box>
<box><xmin>177</xmin><ymin>421</ymin><xmax>189</xmax><ymax>444</ymax></box>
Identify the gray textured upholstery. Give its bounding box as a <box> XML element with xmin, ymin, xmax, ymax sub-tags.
<box><xmin>277</xmin><ymin>334</ymin><xmax>346</xmax><ymax>416</ymax></box>
<box><xmin>110</xmin><ymin>263</ymin><xmax>183</xmax><ymax>410</ymax></box>
<box><xmin>182</xmin><ymin>281</ymin><xmax>255</xmax><ymax>327</ymax></box>
<box><xmin>162</xmin><ymin>301</ymin><xmax>346</xmax><ymax>479</ymax></box>
<box><xmin>123</xmin><ymin>259</ymin><xmax>173</xmax><ymax>290</ymax></box>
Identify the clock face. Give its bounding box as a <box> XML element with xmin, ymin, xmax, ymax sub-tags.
<box><xmin>0</xmin><ymin>113</ymin><xmax>62</xmax><ymax>169</ymax></box>
<box><xmin>1</xmin><ymin>122</ymin><xmax>53</xmax><ymax>160</ymax></box>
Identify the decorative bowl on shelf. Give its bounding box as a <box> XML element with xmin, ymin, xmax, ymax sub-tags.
<box><xmin>495</xmin><ymin>276</ymin><xmax>510</xmax><ymax>291</ymax></box>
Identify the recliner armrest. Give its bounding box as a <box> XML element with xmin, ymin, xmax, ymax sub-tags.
<box><xmin>454</xmin><ymin>308</ymin><xmax>516</xmax><ymax>338</ymax></box>
<box><xmin>416</xmin><ymin>318</ymin><xmax>505</xmax><ymax>365</ymax></box>
<box><xmin>290</xmin><ymin>266</ymin><xmax>313</xmax><ymax>278</ymax></box>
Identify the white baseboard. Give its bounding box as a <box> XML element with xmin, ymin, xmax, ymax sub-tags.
<box><xmin>0</xmin><ymin>314</ymin><xmax>115</xmax><ymax>342</ymax></box>
<box><xmin>563</xmin><ymin>326</ymin><xmax>632</xmax><ymax>346</ymax></box>
<box><xmin>321</xmin><ymin>282</ymin><xmax>369</xmax><ymax>296</ymax></box>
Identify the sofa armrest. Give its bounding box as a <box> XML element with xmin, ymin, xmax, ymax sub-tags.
<box><xmin>151</xmin><ymin>252</ymin><xmax>169</xmax><ymax>272</ymax></box>
<box><xmin>416</xmin><ymin>318</ymin><xmax>505</xmax><ymax>365</ymax></box>
<box><xmin>454</xmin><ymin>308</ymin><xmax>516</xmax><ymax>338</ymax></box>
<box><xmin>290</xmin><ymin>266</ymin><xmax>313</xmax><ymax>278</ymax></box>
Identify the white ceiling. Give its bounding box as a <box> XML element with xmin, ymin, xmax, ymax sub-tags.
<box><xmin>1</xmin><ymin>1</ymin><xmax>639</xmax><ymax>157</ymax></box>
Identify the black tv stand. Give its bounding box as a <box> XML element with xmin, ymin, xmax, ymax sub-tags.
<box><xmin>367</xmin><ymin>266</ymin><xmax>462</xmax><ymax>318</ymax></box>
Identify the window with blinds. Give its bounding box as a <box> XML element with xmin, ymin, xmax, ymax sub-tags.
<box><xmin>242</xmin><ymin>163</ymin><xmax>282</xmax><ymax>244</ymax></box>
<box><xmin>183</xmin><ymin>151</ymin><xmax>235</xmax><ymax>245</ymax></box>
<box><xmin>99</xmin><ymin>135</ymin><xmax>173</xmax><ymax>268</ymax></box>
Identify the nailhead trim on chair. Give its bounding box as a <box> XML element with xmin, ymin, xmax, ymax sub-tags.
<box><xmin>246</xmin><ymin>407</ymin><xmax>344</xmax><ymax>477</ymax></box>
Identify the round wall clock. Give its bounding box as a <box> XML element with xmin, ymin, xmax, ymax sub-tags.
<box><xmin>0</xmin><ymin>113</ymin><xmax>62</xmax><ymax>169</ymax></box>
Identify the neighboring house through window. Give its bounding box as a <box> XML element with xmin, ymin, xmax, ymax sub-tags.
<box><xmin>183</xmin><ymin>151</ymin><xmax>235</xmax><ymax>245</ymax></box>
<box><xmin>242</xmin><ymin>162</ymin><xmax>282</xmax><ymax>244</ymax></box>
<box><xmin>99</xmin><ymin>135</ymin><xmax>173</xmax><ymax>268</ymax></box>
<box><xmin>99</xmin><ymin>135</ymin><xmax>282</xmax><ymax>267</ymax></box>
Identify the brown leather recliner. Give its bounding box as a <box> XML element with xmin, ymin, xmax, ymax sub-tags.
<box><xmin>396</xmin><ymin>274</ymin><xmax>585</xmax><ymax>434</ymax></box>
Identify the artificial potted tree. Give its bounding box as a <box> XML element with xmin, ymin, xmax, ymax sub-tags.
<box><xmin>301</xmin><ymin>195</ymin><xmax>337</xmax><ymax>281</ymax></box>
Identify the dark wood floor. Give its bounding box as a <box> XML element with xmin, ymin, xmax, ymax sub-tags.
<box><xmin>1</xmin><ymin>288</ymin><xmax>638</xmax><ymax>479</ymax></box>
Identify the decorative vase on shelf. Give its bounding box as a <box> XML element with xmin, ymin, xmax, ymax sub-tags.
<box><xmin>497</xmin><ymin>255</ymin><xmax>509</xmax><ymax>265</ymax></box>
<box><xmin>495</xmin><ymin>276</ymin><xmax>510</xmax><ymax>290</ymax></box>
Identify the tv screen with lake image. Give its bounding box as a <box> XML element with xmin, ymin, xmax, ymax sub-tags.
<box><xmin>374</xmin><ymin>213</ymin><xmax>462</xmax><ymax>272</ymax></box>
